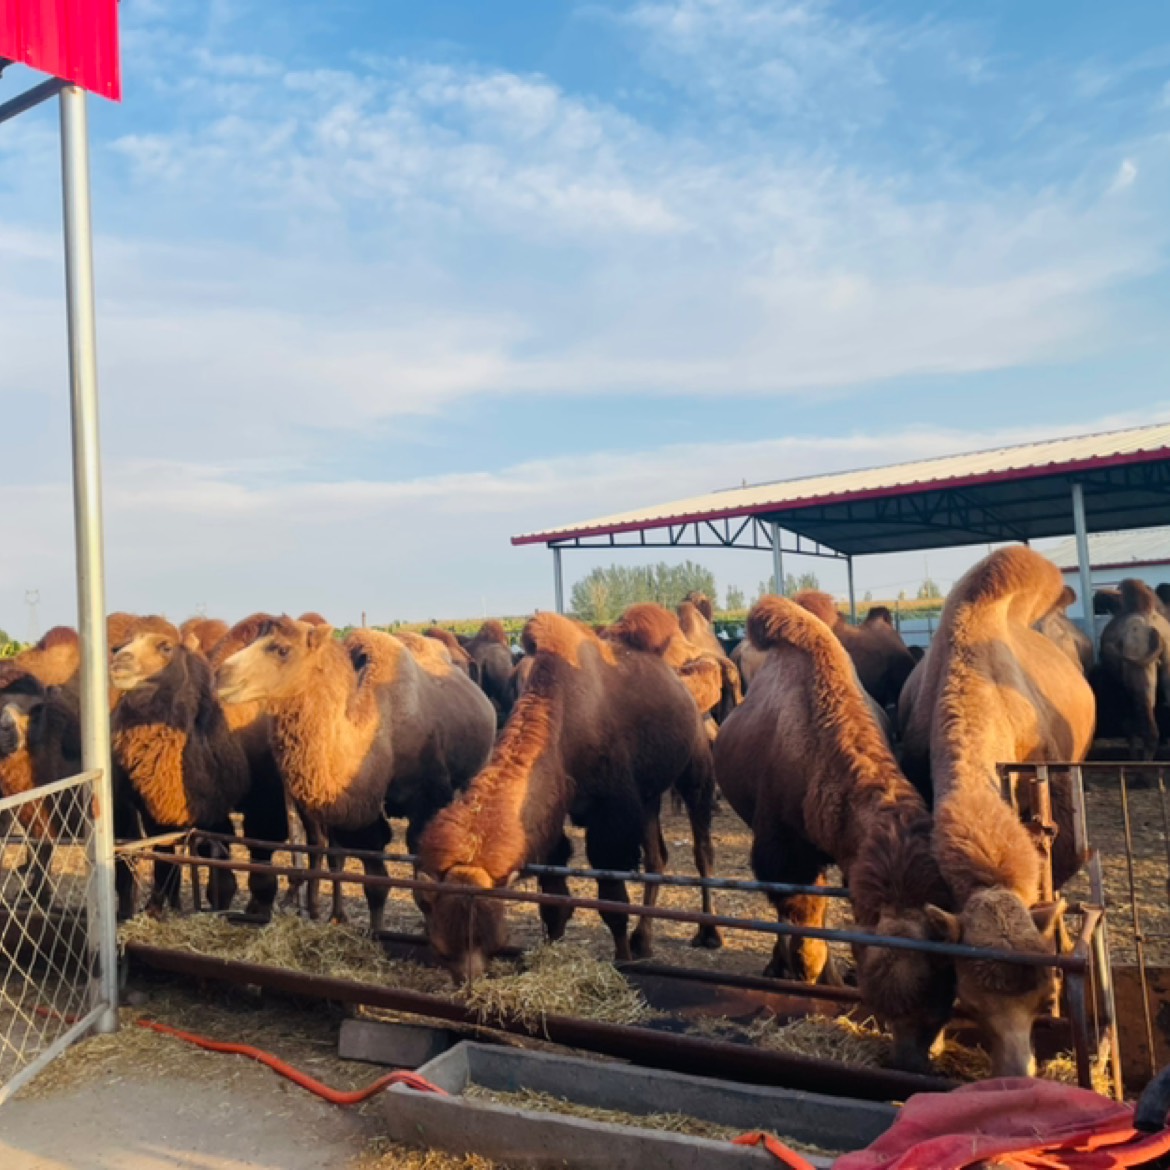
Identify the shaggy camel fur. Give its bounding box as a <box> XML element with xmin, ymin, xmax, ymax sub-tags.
<box><xmin>217</xmin><ymin>617</ymin><xmax>496</xmax><ymax>931</ymax></box>
<box><xmin>905</xmin><ymin>546</ymin><xmax>1095</xmax><ymax>1078</ymax></box>
<box><xmin>714</xmin><ymin>597</ymin><xmax>955</xmax><ymax>1073</ymax></box>
<box><xmin>180</xmin><ymin>618</ymin><xmax>230</xmax><ymax>658</ymax></box>
<box><xmin>417</xmin><ymin>607</ymin><xmax>720</xmax><ymax>983</ymax></box>
<box><xmin>1035</xmin><ymin>588</ymin><xmax>1093</xmax><ymax>676</ymax></box>
<box><xmin>424</xmin><ymin>628</ymin><xmax>478</xmax><ymax>679</ymax></box>
<box><xmin>676</xmin><ymin>599</ymin><xmax>742</xmax><ymax>727</ymax></box>
<box><xmin>110</xmin><ymin>615</ymin><xmax>251</xmax><ymax>916</ymax></box>
<box><xmin>793</xmin><ymin>591</ymin><xmax>917</xmax><ymax>713</ymax></box>
<box><xmin>1097</xmin><ymin>579</ymin><xmax>1170</xmax><ymax>760</ymax></box>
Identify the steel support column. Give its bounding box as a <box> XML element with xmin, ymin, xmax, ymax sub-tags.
<box><xmin>60</xmin><ymin>85</ymin><xmax>117</xmax><ymax>1034</ymax></box>
<box><xmin>1070</xmin><ymin>482</ymin><xmax>1096</xmax><ymax>661</ymax></box>
<box><xmin>846</xmin><ymin>555</ymin><xmax>857</xmax><ymax>623</ymax></box>
<box><xmin>552</xmin><ymin>546</ymin><xmax>564</xmax><ymax>614</ymax></box>
<box><xmin>769</xmin><ymin>520</ymin><xmax>784</xmax><ymax>596</ymax></box>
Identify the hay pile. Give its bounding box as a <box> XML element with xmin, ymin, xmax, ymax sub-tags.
<box><xmin>357</xmin><ymin>1138</ymin><xmax>509</xmax><ymax>1170</ymax></box>
<box><xmin>118</xmin><ymin>913</ymin><xmax>452</xmax><ymax>995</ymax></box>
<box><xmin>464</xmin><ymin>941</ymin><xmax>652</xmax><ymax>1031</ymax></box>
<box><xmin>462</xmin><ymin>1085</ymin><xmax>839</xmax><ymax>1158</ymax></box>
<box><xmin>745</xmin><ymin>1012</ymin><xmax>1111</xmax><ymax>1092</ymax></box>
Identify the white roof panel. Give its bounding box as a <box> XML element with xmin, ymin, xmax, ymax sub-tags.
<box><xmin>513</xmin><ymin>421</ymin><xmax>1170</xmax><ymax>548</ymax></box>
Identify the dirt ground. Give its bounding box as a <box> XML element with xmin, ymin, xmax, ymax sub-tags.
<box><xmin>2</xmin><ymin>981</ymin><xmax>512</xmax><ymax>1170</ymax></box>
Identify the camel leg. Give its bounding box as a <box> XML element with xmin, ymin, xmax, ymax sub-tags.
<box><xmin>280</xmin><ymin>795</ymin><xmax>310</xmax><ymax>911</ymax></box>
<box><xmin>341</xmin><ymin>819</ymin><xmax>392</xmax><ymax>935</ymax></box>
<box><xmin>325</xmin><ymin>836</ymin><xmax>349</xmax><ymax>926</ymax></box>
<box><xmin>239</xmin><ymin>768</ymin><xmax>288</xmax><ymax>922</ymax></box>
<box><xmin>630</xmin><ymin>806</ymin><xmax>668</xmax><ymax>960</ymax></box>
<box><xmin>114</xmin><ymin>802</ymin><xmax>141</xmax><ymax>921</ymax></box>
<box><xmin>201</xmin><ymin>819</ymin><xmax>239</xmax><ymax>913</ymax></box>
<box><xmin>302</xmin><ymin>816</ymin><xmax>327</xmax><ymax>921</ymax></box>
<box><xmin>674</xmin><ymin>751</ymin><xmax>723</xmax><ymax>950</ymax></box>
<box><xmin>146</xmin><ymin>844</ymin><xmax>181</xmax><ymax>916</ymax></box>
<box><xmin>751</xmin><ymin>834</ymin><xmax>831</xmax><ymax>983</ymax></box>
<box><xmin>585</xmin><ymin>816</ymin><xmax>641</xmax><ymax>964</ymax></box>
<box><xmin>537</xmin><ymin>833</ymin><xmax>574</xmax><ymax>942</ymax></box>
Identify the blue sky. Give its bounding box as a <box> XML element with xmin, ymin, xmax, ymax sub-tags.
<box><xmin>2</xmin><ymin>0</ymin><xmax>1169</xmax><ymax>630</ymax></box>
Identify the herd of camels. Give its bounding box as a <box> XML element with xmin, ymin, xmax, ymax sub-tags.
<box><xmin>0</xmin><ymin>544</ymin><xmax>1165</xmax><ymax>1083</ymax></box>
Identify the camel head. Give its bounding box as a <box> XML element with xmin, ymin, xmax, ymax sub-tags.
<box><xmin>109</xmin><ymin>617</ymin><xmax>183</xmax><ymax>692</ymax></box>
<box><xmin>416</xmin><ymin>863</ymin><xmax>511</xmax><ymax>985</ymax></box>
<box><xmin>0</xmin><ymin>680</ymin><xmax>44</xmax><ymax>760</ymax></box>
<box><xmin>926</xmin><ymin>890</ymin><xmax>1063</xmax><ymax>1077</ymax></box>
<box><xmin>215</xmin><ymin>616</ymin><xmax>333</xmax><ymax>705</ymax></box>
<box><xmin>856</xmin><ymin>908</ymin><xmax>956</xmax><ymax>1075</ymax></box>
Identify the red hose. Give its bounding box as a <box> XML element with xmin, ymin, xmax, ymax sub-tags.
<box><xmin>133</xmin><ymin>1018</ymin><xmax>447</xmax><ymax>1104</ymax></box>
<box><xmin>39</xmin><ymin>1004</ymin><xmax>804</xmax><ymax>1161</ymax></box>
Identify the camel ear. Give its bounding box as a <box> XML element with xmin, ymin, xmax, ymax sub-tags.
<box><xmin>1031</xmin><ymin>898</ymin><xmax>1066</xmax><ymax>939</ymax></box>
<box><xmin>306</xmin><ymin>624</ymin><xmax>333</xmax><ymax>651</ymax></box>
<box><xmin>925</xmin><ymin>904</ymin><xmax>962</xmax><ymax>944</ymax></box>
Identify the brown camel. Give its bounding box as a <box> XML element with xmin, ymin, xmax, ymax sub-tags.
<box><xmin>109</xmin><ymin>615</ymin><xmax>251</xmax><ymax>916</ymax></box>
<box><xmin>793</xmin><ymin>591</ymin><xmax>917</xmax><ymax>712</ymax></box>
<box><xmin>180</xmin><ymin>618</ymin><xmax>231</xmax><ymax>658</ymax></box>
<box><xmin>713</xmin><ymin>596</ymin><xmax>955</xmax><ymax>1073</ymax></box>
<box><xmin>417</xmin><ymin>607</ymin><xmax>720</xmax><ymax>982</ymax></box>
<box><xmin>904</xmin><ymin>546</ymin><xmax>1095</xmax><ymax>1078</ymax></box>
<box><xmin>1097</xmin><ymin>579</ymin><xmax>1170</xmax><ymax>759</ymax></box>
<box><xmin>424</xmin><ymin>627</ymin><xmax>478</xmax><ymax>680</ymax></box>
<box><xmin>460</xmin><ymin>620</ymin><xmax>516</xmax><ymax>723</ymax></box>
<box><xmin>216</xmin><ymin>616</ymin><xmax>496</xmax><ymax>931</ymax></box>
<box><xmin>1035</xmin><ymin>588</ymin><xmax>1092</xmax><ymax>675</ymax></box>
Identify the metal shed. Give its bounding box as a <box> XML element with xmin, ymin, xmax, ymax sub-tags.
<box><xmin>512</xmin><ymin>422</ymin><xmax>1170</xmax><ymax>630</ymax></box>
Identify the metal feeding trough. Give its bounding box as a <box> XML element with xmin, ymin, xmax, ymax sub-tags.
<box><xmin>380</xmin><ymin>1041</ymin><xmax>897</xmax><ymax>1169</ymax></box>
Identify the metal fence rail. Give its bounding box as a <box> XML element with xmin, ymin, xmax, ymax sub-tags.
<box><xmin>0</xmin><ymin>769</ymin><xmax>111</xmax><ymax>1105</ymax></box>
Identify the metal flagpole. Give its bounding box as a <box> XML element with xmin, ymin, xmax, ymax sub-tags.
<box><xmin>59</xmin><ymin>84</ymin><xmax>118</xmax><ymax>1034</ymax></box>
<box><xmin>1070</xmin><ymin>482</ymin><xmax>1096</xmax><ymax>663</ymax></box>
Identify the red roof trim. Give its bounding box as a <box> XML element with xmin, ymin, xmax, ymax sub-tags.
<box><xmin>512</xmin><ymin>445</ymin><xmax>1170</xmax><ymax>547</ymax></box>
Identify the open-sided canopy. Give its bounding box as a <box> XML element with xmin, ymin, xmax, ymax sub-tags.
<box><xmin>512</xmin><ymin>423</ymin><xmax>1170</xmax><ymax>556</ymax></box>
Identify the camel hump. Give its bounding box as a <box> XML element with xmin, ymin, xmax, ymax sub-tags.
<box><xmin>521</xmin><ymin>611</ymin><xmax>609</xmax><ymax>666</ymax></box>
<box><xmin>605</xmin><ymin>603</ymin><xmax>681</xmax><ymax>655</ymax></box>
<box><xmin>180</xmin><ymin>618</ymin><xmax>230</xmax><ymax>657</ymax></box>
<box><xmin>864</xmin><ymin>606</ymin><xmax>894</xmax><ymax>626</ymax></box>
<box><xmin>395</xmin><ymin>630</ymin><xmax>457</xmax><ymax>676</ymax></box>
<box><xmin>684</xmin><ymin>591</ymin><xmax>714</xmax><ymax>622</ymax></box>
<box><xmin>109</xmin><ymin>614</ymin><xmax>180</xmax><ymax>648</ymax></box>
<box><xmin>1119</xmin><ymin>578</ymin><xmax>1159</xmax><ymax>616</ymax></box>
<box><xmin>748</xmin><ymin>595</ymin><xmax>841</xmax><ymax>658</ymax></box>
<box><xmin>950</xmin><ymin>545</ymin><xmax>1063</xmax><ymax>621</ymax></box>
<box><xmin>792</xmin><ymin>590</ymin><xmax>841</xmax><ymax>628</ymax></box>
<box><xmin>476</xmin><ymin>619</ymin><xmax>509</xmax><ymax>646</ymax></box>
<box><xmin>36</xmin><ymin>626</ymin><xmax>79</xmax><ymax>653</ymax></box>
<box><xmin>297</xmin><ymin>612</ymin><xmax>330</xmax><ymax>627</ymax></box>
<box><xmin>345</xmin><ymin>628</ymin><xmax>406</xmax><ymax>689</ymax></box>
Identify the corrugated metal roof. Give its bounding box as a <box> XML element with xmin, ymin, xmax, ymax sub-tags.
<box><xmin>513</xmin><ymin>421</ymin><xmax>1170</xmax><ymax>548</ymax></box>
<box><xmin>1046</xmin><ymin>527</ymin><xmax>1170</xmax><ymax>571</ymax></box>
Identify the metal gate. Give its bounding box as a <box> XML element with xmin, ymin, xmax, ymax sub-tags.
<box><xmin>0</xmin><ymin>770</ymin><xmax>116</xmax><ymax>1104</ymax></box>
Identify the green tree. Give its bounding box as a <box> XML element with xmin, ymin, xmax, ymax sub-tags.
<box><xmin>724</xmin><ymin>585</ymin><xmax>746</xmax><ymax>612</ymax></box>
<box><xmin>917</xmin><ymin>577</ymin><xmax>942</xmax><ymax>600</ymax></box>
<box><xmin>569</xmin><ymin>560</ymin><xmax>717</xmax><ymax>623</ymax></box>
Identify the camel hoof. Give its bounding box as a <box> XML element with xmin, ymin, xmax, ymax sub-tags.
<box><xmin>630</xmin><ymin>933</ymin><xmax>653</xmax><ymax>961</ymax></box>
<box><xmin>330</xmin><ymin>911</ymin><xmax>349</xmax><ymax>926</ymax></box>
<box><xmin>690</xmin><ymin>926</ymin><xmax>723</xmax><ymax>950</ymax></box>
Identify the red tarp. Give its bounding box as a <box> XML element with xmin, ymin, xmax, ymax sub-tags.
<box><xmin>1</xmin><ymin>0</ymin><xmax>121</xmax><ymax>101</ymax></box>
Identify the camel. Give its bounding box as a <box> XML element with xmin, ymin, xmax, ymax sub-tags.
<box><xmin>676</xmin><ymin>597</ymin><xmax>742</xmax><ymax>727</ymax></box>
<box><xmin>109</xmin><ymin>615</ymin><xmax>251</xmax><ymax>916</ymax></box>
<box><xmin>416</xmin><ymin>606</ymin><xmax>721</xmax><ymax>983</ymax></box>
<box><xmin>459</xmin><ymin>620</ymin><xmax>516</xmax><ymax>723</ymax></box>
<box><xmin>216</xmin><ymin>616</ymin><xmax>496</xmax><ymax>931</ymax></box>
<box><xmin>424</xmin><ymin>627</ymin><xmax>478</xmax><ymax>680</ymax></box>
<box><xmin>1035</xmin><ymin>588</ymin><xmax>1092</xmax><ymax>675</ymax></box>
<box><xmin>793</xmin><ymin>592</ymin><xmax>917</xmax><ymax>714</ymax></box>
<box><xmin>180</xmin><ymin>618</ymin><xmax>231</xmax><ymax>658</ymax></box>
<box><xmin>902</xmin><ymin>546</ymin><xmax>1095</xmax><ymax>1078</ymax></box>
<box><xmin>713</xmin><ymin>596</ymin><xmax>955</xmax><ymax>1073</ymax></box>
<box><xmin>1097</xmin><ymin>579</ymin><xmax>1170</xmax><ymax>760</ymax></box>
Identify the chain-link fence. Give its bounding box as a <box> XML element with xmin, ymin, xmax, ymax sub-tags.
<box><xmin>0</xmin><ymin>770</ymin><xmax>114</xmax><ymax>1104</ymax></box>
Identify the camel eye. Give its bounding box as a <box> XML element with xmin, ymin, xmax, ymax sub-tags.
<box><xmin>273</xmin><ymin>644</ymin><xmax>290</xmax><ymax>660</ymax></box>
<box><xmin>158</xmin><ymin>642</ymin><xmax>172</xmax><ymax>655</ymax></box>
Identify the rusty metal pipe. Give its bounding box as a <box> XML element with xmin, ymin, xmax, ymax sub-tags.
<box><xmin>122</xmin><ymin>848</ymin><xmax>1091</xmax><ymax>971</ymax></box>
<box><xmin>124</xmin><ymin>942</ymin><xmax>954</xmax><ymax>1102</ymax></box>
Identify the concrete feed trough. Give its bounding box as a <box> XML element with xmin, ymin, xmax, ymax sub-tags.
<box><xmin>380</xmin><ymin>1041</ymin><xmax>897</xmax><ymax>1169</ymax></box>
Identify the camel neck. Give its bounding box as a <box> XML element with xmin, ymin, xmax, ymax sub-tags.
<box><xmin>268</xmin><ymin>645</ymin><xmax>381</xmax><ymax>811</ymax></box>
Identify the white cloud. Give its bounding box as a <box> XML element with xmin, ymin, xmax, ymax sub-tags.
<box><xmin>1110</xmin><ymin>158</ymin><xmax>1139</xmax><ymax>193</ymax></box>
<box><xmin>5</xmin><ymin>409</ymin><xmax>1160</xmax><ymax>630</ymax></box>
